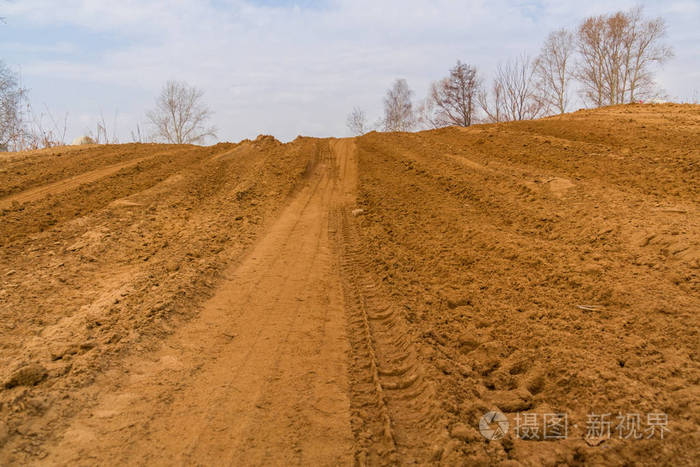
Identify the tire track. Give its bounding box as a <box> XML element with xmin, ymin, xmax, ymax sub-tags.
<box><xmin>331</xmin><ymin>141</ymin><xmax>446</xmax><ymax>465</ymax></box>
<box><xmin>0</xmin><ymin>156</ymin><xmax>153</xmax><ymax>210</ymax></box>
<box><xmin>334</xmin><ymin>208</ymin><xmax>397</xmax><ymax>466</ymax></box>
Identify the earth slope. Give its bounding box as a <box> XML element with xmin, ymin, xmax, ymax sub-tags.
<box><xmin>0</xmin><ymin>104</ymin><xmax>698</xmax><ymax>465</ymax></box>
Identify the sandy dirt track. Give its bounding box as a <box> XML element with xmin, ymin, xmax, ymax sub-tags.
<box><xmin>41</xmin><ymin>140</ymin><xmax>357</xmax><ymax>465</ymax></box>
<box><xmin>1</xmin><ymin>105</ymin><xmax>698</xmax><ymax>466</ymax></box>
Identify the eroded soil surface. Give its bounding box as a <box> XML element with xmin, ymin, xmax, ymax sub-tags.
<box><xmin>1</xmin><ymin>104</ymin><xmax>698</xmax><ymax>465</ymax></box>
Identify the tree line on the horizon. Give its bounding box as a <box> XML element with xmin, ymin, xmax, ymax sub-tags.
<box><xmin>0</xmin><ymin>5</ymin><xmax>685</xmax><ymax>151</ymax></box>
<box><xmin>347</xmin><ymin>6</ymin><xmax>676</xmax><ymax>135</ymax></box>
<box><xmin>0</xmin><ymin>72</ymin><xmax>217</xmax><ymax>151</ymax></box>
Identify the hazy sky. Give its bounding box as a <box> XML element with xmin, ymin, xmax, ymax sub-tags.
<box><xmin>1</xmin><ymin>0</ymin><xmax>698</xmax><ymax>143</ymax></box>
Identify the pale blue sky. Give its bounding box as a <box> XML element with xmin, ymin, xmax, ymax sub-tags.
<box><xmin>1</xmin><ymin>0</ymin><xmax>698</xmax><ymax>143</ymax></box>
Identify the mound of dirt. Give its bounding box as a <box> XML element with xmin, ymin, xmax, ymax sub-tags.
<box><xmin>0</xmin><ymin>138</ymin><xmax>318</xmax><ymax>462</ymax></box>
<box><xmin>352</xmin><ymin>103</ymin><xmax>698</xmax><ymax>464</ymax></box>
<box><xmin>0</xmin><ymin>104</ymin><xmax>697</xmax><ymax>465</ymax></box>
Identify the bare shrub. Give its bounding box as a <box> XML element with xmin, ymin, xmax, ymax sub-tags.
<box><xmin>12</xmin><ymin>100</ymin><xmax>69</xmax><ymax>151</ymax></box>
<box><xmin>131</xmin><ymin>123</ymin><xmax>146</xmax><ymax>143</ymax></box>
<box><xmin>87</xmin><ymin>111</ymin><xmax>119</xmax><ymax>144</ymax></box>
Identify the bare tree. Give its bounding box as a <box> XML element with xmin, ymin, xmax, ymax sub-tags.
<box><xmin>535</xmin><ymin>29</ymin><xmax>575</xmax><ymax>114</ymax></box>
<box><xmin>9</xmin><ymin>104</ymin><xmax>68</xmax><ymax>151</ymax></box>
<box><xmin>22</xmin><ymin>104</ymin><xmax>68</xmax><ymax>150</ymax></box>
<box><xmin>346</xmin><ymin>106</ymin><xmax>368</xmax><ymax>136</ymax></box>
<box><xmin>428</xmin><ymin>61</ymin><xmax>481</xmax><ymax>127</ymax></box>
<box><xmin>147</xmin><ymin>80</ymin><xmax>217</xmax><ymax>144</ymax></box>
<box><xmin>0</xmin><ymin>60</ymin><xmax>22</xmax><ymax>149</ymax></box>
<box><xmin>480</xmin><ymin>55</ymin><xmax>546</xmax><ymax>122</ymax></box>
<box><xmin>575</xmin><ymin>6</ymin><xmax>673</xmax><ymax>106</ymax></box>
<box><xmin>87</xmin><ymin>110</ymin><xmax>119</xmax><ymax>144</ymax></box>
<box><xmin>383</xmin><ymin>79</ymin><xmax>415</xmax><ymax>132</ymax></box>
<box><xmin>0</xmin><ymin>61</ymin><xmax>72</xmax><ymax>151</ymax></box>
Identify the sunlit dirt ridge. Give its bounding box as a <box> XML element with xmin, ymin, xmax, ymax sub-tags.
<box><xmin>0</xmin><ymin>104</ymin><xmax>698</xmax><ymax>465</ymax></box>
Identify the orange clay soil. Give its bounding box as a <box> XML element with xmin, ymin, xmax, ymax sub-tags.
<box><xmin>0</xmin><ymin>104</ymin><xmax>698</xmax><ymax>466</ymax></box>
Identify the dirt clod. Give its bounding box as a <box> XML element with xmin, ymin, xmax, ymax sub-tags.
<box><xmin>4</xmin><ymin>364</ymin><xmax>48</xmax><ymax>389</ymax></box>
<box><xmin>450</xmin><ymin>423</ymin><xmax>479</xmax><ymax>442</ymax></box>
<box><xmin>0</xmin><ymin>421</ymin><xmax>9</xmax><ymax>447</ymax></box>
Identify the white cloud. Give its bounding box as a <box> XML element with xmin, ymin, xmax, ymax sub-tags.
<box><xmin>2</xmin><ymin>0</ymin><xmax>698</xmax><ymax>142</ymax></box>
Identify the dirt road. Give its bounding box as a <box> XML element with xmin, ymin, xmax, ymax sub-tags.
<box><xmin>39</xmin><ymin>140</ymin><xmax>358</xmax><ymax>465</ymax></box>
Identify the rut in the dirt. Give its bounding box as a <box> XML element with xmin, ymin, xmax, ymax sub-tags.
<box><xmin>333</xmin><ymin>206</ymin><xmax>448</xmax><ymax>465</ymax></box>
